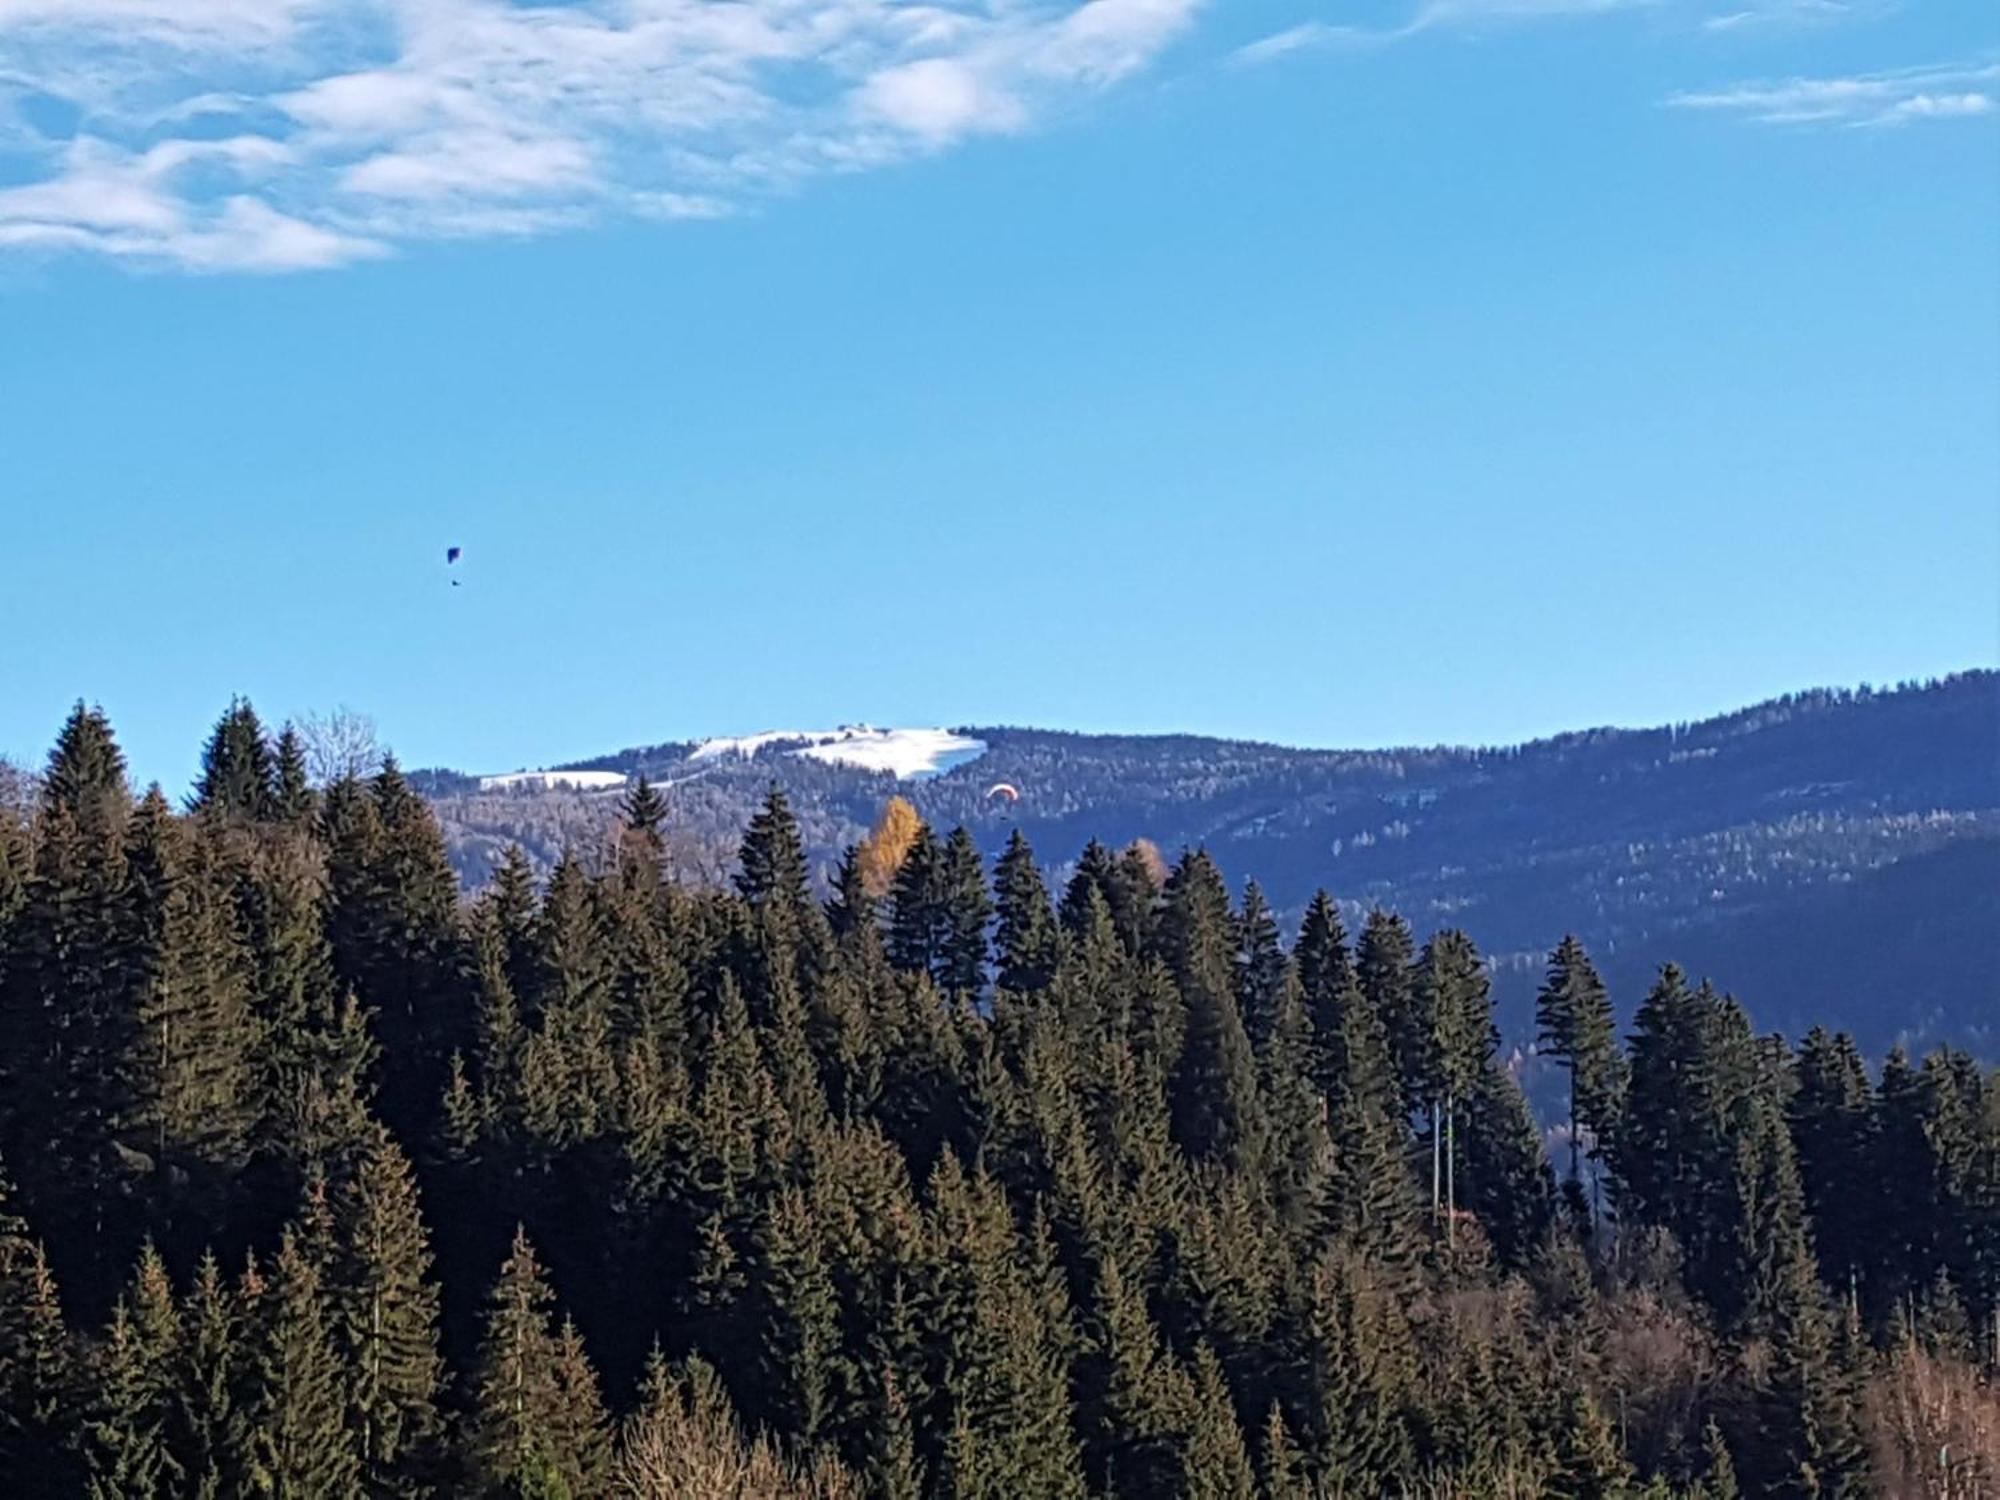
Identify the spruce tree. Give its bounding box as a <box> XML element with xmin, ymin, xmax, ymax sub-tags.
<box><xmin>888</xmin><ymin>823</ymin><xmax>947</xmax><ymax>981</ymax></box>
<box><xmin>1535</xmin><ymin>936</ymin><xmax>1624</xmax><ymax>1217</ymax></box>
<box><xmin>84</xmin><ymin>1294</ymin><xmax>180</xmax><ymax>1498</ymax></box>
<box><xmin>1232</xmin><ymin>882</ymin><xmax>1288</xmax><ymax>1061</ymax></box>
<box><xmin>1356</xmin><ymin>910</ymin><xmax>1419</xmax><ymax>1125</ymax></box>
<box><xmin>1418</xmin><ymin>928</ymin><xmax>1497</xmax><ymax>1226</ymax></box>
<box><xmin>992</xmin><ymin>830</ymin><xmax>1059</xmax><ymax>995</ymax></box>
<box><xmin>1161</xmin><ymin>852</ymin><xmax>1263</xmax><ymax>1172</ymax></box>
<box><xmin>1293</xmin><ymin>891</ymin><xmax>1353</xmax><ymax>1097</ymax></box>
<box><xmin>619</xmin><ymin>775</ymin><xmax>669</xmax><ymax>859</ymax></box>
<box><xmin>43</xmin><ymin>702</ymin><xmax>129</xmax><ymax>835</ymax></box>
<box><xmin>271</xmin><ymin>727</ymin><xmax>316</xmax><ymax>823</ymax></box>
<box><xmin>936</xmin><ymin>826</ymin><xmax>992</xmax><ymax>997</ymax></box>
<box><xmin>1182</xmin><ymin>1344</ymin><xmax>1258</xmax><ymax>1500</ymax></box>
<box><xmin>468</xmin><ymin>1227</ymin><xmax>606</xmax><ymax>1497</ymax></box>
<box><xmin>190</xmin><ymin>699</ymin><xmax>276</xmax><ymax>822</ymax></box>
<box><xmin>328</xmin><ymin>1124</ymin><xmax>444</xmax><ymax>1494</ymax></box>
<box><xmin>1791</xmin><ymin>1028</ymin><xmax>1875</xmax><ymax>1309</ymax></box>
<box><xmin>1464</xmin><ymin>1063</ymin><xmax>1556</xmax><ymax>1267</ymax></box>
<box><xmin>242</xmin><ymin>1228</ymin><xmax>361</xmax><ymax>1497</ymax></box>
<box><xmin>174</xmin><ymin>1252</ymin><xmax>249</xmax><ymax>1500</ymax></box>
<box><xmin>0</xmin><ymin>1183</ymin><xmax>75</xmax><ymax>1493</ymax></box>
<box><xmin>122</xmin><ymin>792</ymin><xmax>258</xmax><ymax>1190</ymax></box>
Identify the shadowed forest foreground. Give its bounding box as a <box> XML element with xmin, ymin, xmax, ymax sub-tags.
<box><xmin>0</xmin><ymin>702</ymin><xmax>1996</xmax><ymax>1497</ymax></box>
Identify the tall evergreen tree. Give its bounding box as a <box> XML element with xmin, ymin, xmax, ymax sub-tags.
<box><xmin>1535</xmin><ymin>936</ymin><xmax>1624</xmax><ymax>1215</ymax></box>
<box><xmin>1791</xmin><ymin>1028</ymin><xmax>1875</xmax><ymax>1309</ymax></box>
<box><xmin>0</xmin><ymin>1214</ymin><xmax>75</xmax><ymax>1491</ymax></box>
<box><xmin>468</xmin><ymin>1227</ymin><xmax>607</xmax><ymax>1498</ymax></box>
<box><xmin>1356</xmin><ymin>910</ymin><xmax>1419</xmax><ymax>1125</ymax></box>
<box><xmin>190</xmin><ymin>699</ymin><xmax>276</xmax><ymax>822</ymax></box>
<box><xmin>992</xmin><ymin>831</ymin><xmax>1059</xmax><ymax>995</ymax></box>
<box><xmin>271</xmin><ymin>727</ymin><xmax>317</xmax><ymax>824</ymax></box>
<box><xmin>1233</xmin><ymin>882</ymin><xmax>1288</xmax><ymax>1061</ymax></box>
<box><xmin>1160</xmin><ymin>852</ymin><xmax>1263</xmax><ymax>1171</ymax></box>
<box><xmin>43</xmin><ymin>702</ymin><xmax>130</xmax><ymax>835</ymax></box>
<box><xmin>243</xmin><ymin>1228</ymin><xmax>361</xmax><ymax>1497</ymax></box>
<box><xmin>328</xmin><ymin>1124</ymin><xmax>444</xmax><ymax>1494</ymax></box>
<box><xmin>936</xmin><ymin>827</ymin><xmax>992</xmax><ymax>997</ymax></box>
<box><xmin>888</xmin><ymin>823</ymin><xmax>947</xmax><ymax>982</ymax></box>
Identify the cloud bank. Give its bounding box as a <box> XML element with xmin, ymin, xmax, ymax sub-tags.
<box><xmin>0</xmin><ymin>0</ymin><xmax>1201</xmax><ymax>270</ymax></box>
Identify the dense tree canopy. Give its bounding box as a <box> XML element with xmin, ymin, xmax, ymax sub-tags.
<box><xmin>0</xmin><ymin>703</ymin><xmax>1993</xmax><ymax>1497</ymax></box>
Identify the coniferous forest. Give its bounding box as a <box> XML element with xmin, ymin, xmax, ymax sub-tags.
<box><xmin>2</xmin><ymin>701</ymin><xmax>1997</xmax><ymax>1498</ymax></box>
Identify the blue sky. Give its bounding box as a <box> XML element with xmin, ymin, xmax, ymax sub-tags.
<box><xmin>1</xmin><ymin>0</ymin><xmax>1994</xmax><ymax>790</ymax></box>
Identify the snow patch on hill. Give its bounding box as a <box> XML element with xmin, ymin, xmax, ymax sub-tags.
<box><xmin>689</xmin><ymin>726</ymin><xmax>988</xmax><ymax>781</ymax></box>
<box><xmin>480</xmin><ymin>769</ymin><xmax>629</xmax><ymax>793</ymax></box>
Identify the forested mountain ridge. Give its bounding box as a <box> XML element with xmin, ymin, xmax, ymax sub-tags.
<box><xmin>425</xmin><ymin>671</ymin><xmax>2000</xmax><ymax>1049</ymax></box>
<box><xmin>0</xmin><ymin>700</ymin><xmax>1997</xmax><ymax>1495</ymax></box>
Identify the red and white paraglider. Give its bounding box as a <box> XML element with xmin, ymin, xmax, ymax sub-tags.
<box><xmin>985</xmin><ymin>782</ymin><xmax>1021</xmax><ymax>807</ymax></box>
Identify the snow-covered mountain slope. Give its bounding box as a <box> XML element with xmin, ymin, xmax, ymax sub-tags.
<box><xmin>479</xmin><ymin>768</ymin><xmax>629</xmax><ymax>793</ymax></box>
<box><xmin>688</xmin><ymin>726</ymin><xmax>987</xmax><ymax>781</ymax></box>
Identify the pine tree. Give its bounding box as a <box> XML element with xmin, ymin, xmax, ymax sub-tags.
<box><xmin>544</xmin><ymin>1317</ymin><xmax>612</xmax><ymax>1497</ymax></box>
<box><xmin>174</xmin><ymin>1252</ymin><xmax>249</xmax><ymax>1500</ymax></box>
<box><xmin>2</xmin><ymin>736</ymin><xmax>141</xmax><ymax>1299</ymax></box>
<box><xmin>322</xmin><ymin>761</ymin><xmax>464</xmax><ymax>1138</ymax></box>
<box><xmin>0</xmin><ymin>1224</ymin><xmax>76</xmax><ymax>1491</ymax></box>
<box><xmin>242</xmin><ymin>1228</ymin><xmax>361</xmax><ymax>1497</ymax></box>
<box><xmin>1544</xmin><ymin>1381</ymin><xmax>1632</xmax><ymax>1499</ymax></box>
<box><xmin>328</xmin><ymin>1124</ymin><xmax>444</xmax><ymax>1494</ymax></box>
<box><xmin>753</xmin><ymin>1185</ymin><xmax>843</xmax><ymax>1445</ymax></box>
<box><xmin>936</xmin><ymin>827</ymin><xmax>992</xmax><ymax>997</ymax></box>
<box><xmin>43</xmin><ymin>702</ymin><xmax>130</xmax><ymax>836</ymax></box>
<box><xmin>1791</xmin><ymin>1028</ymin><xmax>1875</xmax><ymax>1308</ymax></box>
<box><xmin>1079</xmin><ymin>1250</ymin><xmax>1190</xmax><ymax>1497</ymax></box>
<box><xmin>888</xmin><ymin>822</ymin><xmax>947</xmax><ymax>981</ymax></box>
<box><xmin>123</xmin><ymin>792</ymin><xmax>258</xmax><ymax>1188</ymax></box>
<box><xmin>1415</xmin><ymin>929</ymin><xmax>1495</xmax><ymax>1225</ymax></box>
<box><xmin>84</xmin><ymin>1294</ymin><xmax>180</xmax><ymax>1498</ymax></box>
<box><xmin>620</xmin><ymin>775</ymin><xmax>669</xmax><ymax>856</ymax></box>
<box><xmin>1305</xmin><ymin>1250</ymin><xmax>1412</xmax><ymax>1492</ymax></box>
<box><xmin>1536</xmin><ymin>936</ymin><xmax>1624</xmax><ymax>1220</ymax></box>
<box><xmin>272</xmin><ymin>727</ymin><xmax>316</xmax><ymax>823</ymax></box>
<box><xmin>1294</xmin><ymin>892</ymin><xmax>1353</xmax><ymax>1094</ymax></box>
<box><xmin>1233</xmin><ymin>882</ymin><xmax>1289</xmax><ymax>1061</ymax></box>
<box><xmin>190</xmin><ymin>698</ymin><xmax>276</xmax><ymax>822</ymax></box>
<box><xmin>468</xmin><ymin>1227</ymin><xmax>607</xmax><ymax>1498</ymax></box>
<box><xmin>1182</xmin><ymin>1344</ymin><xmax>1258</xmax><ymax>1500</ymax></box>
<box><xmin>1701</xmin><ymin>1417</ymin><xmax>1741</xmax><ymax>1500</ymax></box>
<box><xmin>1258</xmin><ymin>1401</ymin><xmax>1309</xmax><ymax>1499</ymax></box>
<box><xmin>1161</xmin><ymin>852</ymin><xmax>1263</xmax><ymax>1171</ymax></box>
<box><xmin>992</xmin><ymin>831</ymin><xmax>1059</xmax><ymax>995</ymax></box>
<box><xmin>1464</xmin><ymin>1063</ymin><xmax>1556</xmax><ymax>1267</ymax></box>
<box><xmin>1356</xmin><ymin>910</ymin><xmax>1419</xmax><ymax>1124</ymax></box>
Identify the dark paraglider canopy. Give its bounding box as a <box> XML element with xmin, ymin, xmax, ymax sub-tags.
<box><xmin>446</xmin><ymin>546</ymin><xmax>462</xmax><ymax>564</ymax></box>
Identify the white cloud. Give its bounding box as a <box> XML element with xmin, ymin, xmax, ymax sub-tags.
<box><xmin>1235</xmin><ymin>0</ymin><xmax>1647</xmax><ymax>66</ymax></box>
<box><xmin>1669</xmin><ymin>59</ymin><xmax>2000</xmax><ymax>125</ymax></box>
<box><xmin>1231</xmin><ymin>22</ymin><xmax>1375</xmax><ymax>66</ymax></box>
<box><xmin>859</xmin><ymin>59</ymin><xmax>1025</xmax><ymax>142</ymax></box>
<box><xmin>1701</xmin><ymin>0</ymin><xmax>1853</xmax><ymax>32</ymax></box>
<box><xmin>0</xmin><ymin>0</ymin><xmax>1201</xmax><ymax>271</ymax></box>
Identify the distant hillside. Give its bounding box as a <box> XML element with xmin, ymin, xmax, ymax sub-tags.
<box><xmin>421</xmin><ymin>672</ymin><xmax>2000</xmax><ymax>1049</ymax></box>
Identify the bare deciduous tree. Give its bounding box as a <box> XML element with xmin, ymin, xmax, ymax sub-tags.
<box><xmin>296</xmin><ymin>706</ymin><xmax>383</xmax><ymax>785</ymax></box>
<box><xmin>0</xmin><ymin>756</ymin><xmax>37</xmax><ymax>818</ymax></box>
<box><xmin>613</xmin><ymin>1359</ymin><xmax>862</xmax><ymax>1500</ymax></box>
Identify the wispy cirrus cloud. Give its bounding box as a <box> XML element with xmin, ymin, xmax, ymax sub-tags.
<box><xmin>1668</xmin><ymin>58</ymin><xmax>2000</xmax><ymax>124</ymax></box>
<box><xmin>0</xmin><ymin>0</ymin><xmax>1201</xmax><ymax>271</ymax></box>
<box><xmin>1233</xmin><ymin>0</ymin><xmax>1651</xmax><ymax>67</ymax></box>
